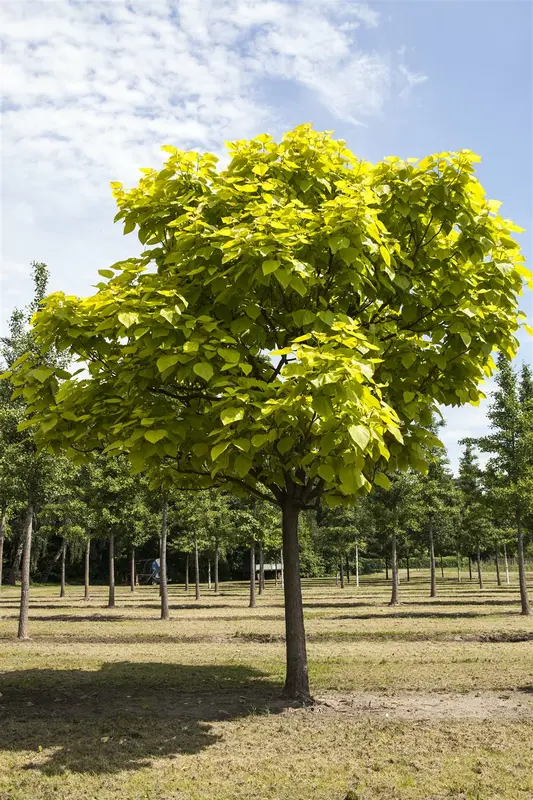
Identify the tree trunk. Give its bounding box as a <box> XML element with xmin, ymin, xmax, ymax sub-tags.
<box><xmin>207</xmin><ymin>558</ymin><xmax>212</xmax><ymax>591</ymax></box>
<box><xmin>477</xmin><ymin>544</ymin><xmax>484</xmax><ymax>590</ymax></box>
<box><xmin>355</xmin><ymin>542</ymin><xmax>359</xmax><ymax>587</ymax></box>
<box><xmin>0</xmin><ymin>505</ymin><xmax>6</xmax><ymax>595</ymax></box>
<box><xmin>108</xmin><ymin>532</ymin><xmax>115</xmax><ymax>608</ymax></box>
<box><xmin>259</xmin><ymin>542</ymin><xmax>265</xmax><ymax>594</ymax></box>
<box><xmin>389</xmin><ymin>533</ymin><xmax>399</xmax><ymax>606</ymax></box>
<box><xmin>160</xmin><ymin>499</ymin><xmax>169</xmax><ymax>620</ymax></box>
<box><xmin>194</xmin><ymin>534</ymin><xmax>200</xmax><ymax>600</ymax></box>
<box><xmin>429</xmin><ymin>526</ymin><xmax>437</xmax><ymax>598</ymax></box>
<box><xmin>339</xmin><ymin>551</ymin><xmax>345</xmax><ymax>588</ymax></box>
<box><xmin>7</xmin><ymin>535</ymin><xmax>23</xmax><ymax>586</ymax></box>
<box><xmin>468</xmin><ymin>556</ymin><xmax>472</xmax><ymax>580</ymax></box>
<box><xmin>406</xmin><ymin>549</ymin><xmax>410</xmax><ymax>583</ymax></box>
<box><xmin>345</xmin><ymin>553</ymin><xmax>350</xmax><ymax>583</ymax></box>
<box><xmin>249</xmin><ymin>544</ymin><xmax>256</xmax><ymax>608</ymax></box>
<box><xmin>130</xmin><ymin>547</ymin><xmax>136</xmax><ymax>593</ymax></box>
<box><xmin>17</xmin><ymin>499</ymin><xmax>33</xmax><ymax>640</ymax></box>
<box><xmin>456</xmin><ymin>550</ymin><xmax>461</xmax><ymax>583</ymax></box>
<box><xmin>274</xmin><ymin>558</ymin><xmax>278</xmax><ymax>587</ymax></box>
<box><xmin>84</xmin><ymin>539</ymin><xmax>91</xmax><ymax>601</ymax></box>
<box><xmin>281</xmin><ymin>500</ymin><xmax>310</xmax><ymax>702</ymax></box>
<box><xmin>440</xmin><ymin>554</ymin><xmax>445</xmax><ymax>579</ymax></box>
<box><xmin>385</xmin><ymin>557</ymin><xmax>389</xmax><ymax>581</ymax></box>
<box><xmin>495</xmin><ymin>547</ymin><xmax>502</xmax><ymax>587</ymax></box>
<box><xmin>185</xmin><ymin>552</ymin><xmax>189</xmax><ymax>592</ymax></box>
<box><xmin>516</xmin><ymin>509</ymin><xmax>531</xmax><ymax>615</ymax></box>
<box><xmin>59</xmin><ymin>539</ymin><xmax>66</xmax><ymax>598</ymax></box>
<box><xmin>503</xmin><ymin>543</ymin><xmax>510</xmax><ymax>586</ymax></box>
<box><xmin>214</xmin><ymin>543</ymin><xmax>219</xmax><ymax>595</ymax></box>
<box><xmin>280</xmin><ymin>548</ymin><xmax>284</xmax><ymax>588</ymax></box>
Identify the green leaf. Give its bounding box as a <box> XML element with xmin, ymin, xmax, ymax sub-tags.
<box><xmin>277</xmin><ymin>437</ymin><xmax>294</xmax><ymax>454</ymax></box>
<box><xmin>118</xmin><ymin>312</ymin><xmax>139</xmax><ymax>329</ymax></box>
<box><xmin>31</xmin><ymin>367</ymin><xmax>54</xmax><ymax>383</ymax></box>
<box><xmin>41</xmin><ymin>417</ymin><xmax>59</xmax><ymax>434</ymax></box>
<box><xmin>211</xmin><ymin>441</ymin><xmax>229</xmax><ymax>461</ymax></box>
<box><xmin>220</xmin><ymin>407</ymin><xmax>245</xmax><ymax>426</ymax></box>
<box><xmin>193</xmin><ymin>362</ymin><xmax>214</xmax><ymax>381</ymax></box>
<box><xmin>157</xmin><ymin>354</ymin><xmax>180</xmax><ymax>373</ymax></box>
<box><xmin>403</xmin><ymin>391</ymin><xmax>416</xmax><ymax>403</ymax></box>
<box><xmin>235</xmin><ymin>453</ymin><xmax>253</xmax><ymax>477</ymax></box>
<box><xmin>348</xmin><ymin>425</ymin><xmax>370</xmax><ymax>451</ymax></box>
<box><xmin>98</xmin><ymin>269</ymin><xmax>115</xmax><ymax>278</ymax></box>
<box><xmin>339</xmin><ymin>466</ymin><xmax>360</xmax><ymax>494</ymax></box>
<box><xmin>374</xmin><ymin>473</ymin><xmax>391</xmax><ymax>490</ymax></box>
<box><xmin>218</xmin><ymin>348</ymin><xmax>239</xmax><ymax>364</ymax></box>
<box><xmin>329</xmin><ymin>234</ymin><xmax>349</xmax><ymax>253</ymax></box>
<box><xmin>144</xmin><ymin>430</ymin><xmax>167</xmax><ymax>443</ymax></box>
<box><xmin>290</xmin><ymin>275</ymin><xmax>307</xmax><ymax>296</ymax></box>
<box><xmin>380</xmin><ymin>245</ymin><xmax>391</xmax><ymax>267</ymax></box>
<box><xmin>459</xmin><ymin>331</ymin><xmax>472</xmax><ymax>347</ymax></box>
<box><xmin>262</xmin><ymin>260</ymin><xmax>280</xmax><ymax>275</ymax></box>
<box><xmin>317</xmin><ymin>463</ymin><xmax>335</xmax><ymax>483</ymax></box>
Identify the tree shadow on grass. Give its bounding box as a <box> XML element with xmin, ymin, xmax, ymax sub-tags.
<box><xmin>0</xmin><ymin>662</ymin><xmax>286</xmax><ymax>775</ymax></box>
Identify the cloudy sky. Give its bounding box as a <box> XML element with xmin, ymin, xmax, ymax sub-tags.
<box><xmin>1</xmin><ymin>0</ymin><xmax>532</xmax><ymax>470</ymax></box>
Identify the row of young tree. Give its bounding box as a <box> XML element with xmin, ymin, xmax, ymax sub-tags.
<box><xmin>2</xmin><ymin>266</ymin><xmax>532</xmax><ymax>628</ymax></box>
<box><xmin>2</xmin><ymin>127</ymin><xmax>532</xmax><ymax>702</ymax></box>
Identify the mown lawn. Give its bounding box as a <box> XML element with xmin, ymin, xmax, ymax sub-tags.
<box><xmin>1</xmin><ymin>571</ymin><xmax>533</xmax><ymax>799</ymax></box>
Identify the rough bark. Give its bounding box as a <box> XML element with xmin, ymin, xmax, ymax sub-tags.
<box><xmin>339</xmin><ymin>551</ymin><xmax>345</xmax><ymax>588</ymax></box>
<box><xmin>249</xmin><ymin>544</ymin><xmax>256</xmax><ymax>608</ymax></box>
<box><xmin>280</xmin><ymin>548</ymin><xmax>284</xmax><ymax>588</ymax></box>
<box><xmin>0</xmin><ymin>505</ymin><xmax>6</xmax><ymax>594</ymax></box>
<box><xmin>160</xmin><ymin>499</ymin><xmax>169</xmax><ymax>620</ymax></box>
<box><xmin>194</xmin><ymin>533</ymin><xmax>200</xmax><ymax>600</ymax></box>
<box><xmin>59</xmin><ymin>539</ymin><xmax>66</xmax><ymax>598</ymax></box>
<box><xmin>495</xmin><ymin>547</ymin><xmax>502</xmax><ymax>587</ymax></box>
<box><xmin>477</xmin><ymin>544</ymin><xmax>484</xmax><ymax>590</ymax></box>
<box><xmin>84</xmin><ymin>539</ymin><xmax>91</xmax><ymax>601</ymax></box>
<box><xmin>429</xmin><ymin>526</ymin><xmax>437</xmax><ymax>598</ymax></box>
<box><xmin>214</xmin><ymin>543</ymin><xmax>219</xmax><ymax>595</ymax></box>
<box><xmin>17</xmin><ymin>500</ymin><xmax>33</xmax><ymax>640</ymax></box>
<box><xmin>389</xmin><ymin>533</ymin><xmax>399</xmax><ymax>606</ymax></box>
<box><xmin>108</xmin><ymin>532</ymin><xmax>115</xmax><ymax>608</ymax></box>
<box><xmin>355</xmin><ymin>542</ymin><xmax>359</xmax><ymax>587</ymax></box>
<box><xmin>503</xmin><ymin>543</ymin><xmax>510</xmax><ymax>586</ymax></box>
<box><xmin>516</xmin><ymin>509</ymin><xmax>531</xmax><ymax>615</ymax></box>
<box><xmin>130</xmin><ymin>547</ymin><xmax>136</xmax><ymax>593</ymax></box>
<box><xmin>281</xmin><ymin>500</ymin><xmax>310</xmax><ymax>702</ymax></box>
<box><xmin>185</xmin><ymin>551</ymin><xmax>189</xmax><ymax>592</ymax></box>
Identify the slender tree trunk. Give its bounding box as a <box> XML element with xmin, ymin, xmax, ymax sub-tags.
<box><xmin>468</xmin><ymin>556</ymin><xmax>472</xmax><ymax>580</ymax></box>
<box><xmin>84</xmin><ymin>539</ymin><xmax>91</xmax><ymax>601</ymax></box>
<box><xmin>503</xmin><ymin>543</ymin><xmax>510</xmax><ymax>586</ymax></box>
<box><xmin>108</xmin><ymin>532</ymin><xmax>115</xmax><ymax>608</ymax></box>
<box><xmin>274</xmin><ymin>558</ymin><xmax>278</xmax><ymax>587</ymax></box>
<box><xmin>130</xmin><ymin>547</ymin><xmax>136</xmax><ymax>592</ymax></box>
<box><xmin>345</xmin><ymin>553</ymin><xmax>350</xmax><ymax>583</ymax></box>
<box><xmin>281</xmin><ymin>499</ymin><xmax>310</xmax><ymax>702</ymax></box>
<box><xmin>259</xmin><ymin>542</ymin><xmax>265</xmax><ymax>594</ymax></box>
<box><xmin>516</xmin><ymin>509</ymin><xmax>531</xmax><ymax>615</ymax></box>
<box><xmin>339</xmin><ymin>551</ymin><xmax>345</xmax><ymax>588</ymax></box>
<box><xmin>385</xmin><ymin>557</ymin><xmax>389</xmax><ymax>581</ymax></box>
<box><xmin>429</xmin><ymin>526</ymin><xmax>437</xmax><ymax>598</ymax></box>
<box><xmin>335</xmin><ymin>569</ymin><xmax>338</xmax><ymax>585</ymax></box>
<box><xmin>406</xmin><ymin>549</ymin><xmax>410</xmax><ymax>583</ymax></box>
<box><xmin>456</xmin><ymin>550</ymin><xmax>461</xmax><ymax>583</ymax></box>
<box><xmin>280</xmin><ymin>548</ymin><xmax>284</xmax><ymax>589</ymax></box>
<box><xmin>477</xmin><ymin>544</ymin><xmax>484</xmax><ymax>590</ymax></box>
<box><xmin>59</xmin><ymin>539</ymin><xmax>66</xmax><ymax>598</ymax></box>
<box><xmin>160</xmin><ymin>499</ymin><xmax>169</xmax><ymax>620</ymax></box>
<box><xmin>7</xmin><ymin>535</ymin><xmax>24</xmax><ymax>586</ymax></box>
<box><xmin>249</xmin><ymin>544</ymin><xmax>256</xmax><ymax>608</ymax></box>
<box><xmin>207</xmin><ymin>558</ymin><xmax>212</xmax><ymax>591</ymax></box>
<box><xmin>214</xmin><ymin>543</ymin><xmax>219</xmax><ymax>595</ymax></box>
<box><xmin>194</xmin><ymin>534</ymin><xmax>200</xmax><ymax>600</ymax></box>
<box><xmin>440</xmin><ymin>554</ymin><xmax>444</xmax><ymax>580</ymax></box>
<box><xmin>0</xmin><ymin>505</ymin><xmax>6</xmax><ymax>595</ymax></box>
<box><xmin>17</xmin><ymin>499</ymin><xmax>33</xmax><ymax>640</ymax></box>
<box><xmin>355</xmin><ymin>542</ymin><xmax>359</xmax><ymax>587</ymax></box>
<box><xmin>185</xmin><ymin>552</ymin><xmax>189</xmax><ymax>592</ymax></box>
<box><xmin>495</xmin><ymin>547</ymin><xmax>502</xmax><ymax>587</ymax></box>
<box><xmin>389</xmin><ymin>533</ymin><xmax>399</xmax><ymax>606</ymax></box>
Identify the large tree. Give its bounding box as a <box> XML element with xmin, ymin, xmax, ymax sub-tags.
<box><xmin>6</xmin><ymin>126</ymin><xmax>530</xmax><ymax>699</ymax></box>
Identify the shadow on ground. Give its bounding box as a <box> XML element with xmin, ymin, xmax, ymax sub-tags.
<box><xmin>0</xmin><ymin>662</ymin><xmax>285</xmax><ymax>775</ymax></box>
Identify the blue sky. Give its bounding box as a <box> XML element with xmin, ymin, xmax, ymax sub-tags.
<box><xmin>1</xmin><ymin>0</ymin><xmax>532</xmax><ymax>471</ymax></box>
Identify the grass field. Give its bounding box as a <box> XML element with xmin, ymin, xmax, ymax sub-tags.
<box><xmin>1</xmin><ymin>570</ymin><xmax>533</xmax><ymax>800</ymax></box>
